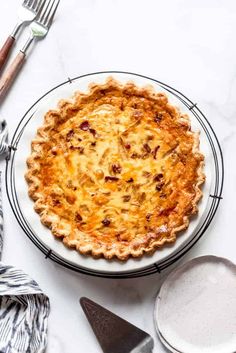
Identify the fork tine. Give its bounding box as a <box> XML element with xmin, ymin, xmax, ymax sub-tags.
<box><xmin>43</xmin><ymin>0</ymin><xmax>58</xmax><ymax>27</ymax></box>
<box><xmin>35</xmin><ymin>0</ymin><xmax>45</xmax><ymax>12</ymax></box>
<box><xmin>38</xmin><ymin>0</ymin><xmax>59</xmax><ymax>27</ymax></box>
<box><xmin>40</xmin><ymin>0</ymin><xmax>55</xmax><ymax>25</ymax></box>
<box><xmin>26</xmin><ymin>0</ymin><xmax>36</xmax><ymax>9</ymax></box>
<box><xmin>37</xmin><ymin>0</ymin><xmax>51</xmax><ymax>23</ymax></box>
<box><xmin>45</xmin><ymin>0</ymin><xmax>60</xmax><ymax>27</ymax></box>
<box><xmin>31</xmin><ymin>0</ymin><xmax>39</xmax><ymax>10</ymax></box>
<box><xmin>23</xmin><ymin>0</ymin><xmax>32</xmax><ymax>7</ymax></box>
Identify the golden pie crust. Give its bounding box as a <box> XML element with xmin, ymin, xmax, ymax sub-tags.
<box><xmin>25</xmin><ymin>78</ymin><xmax>205</xmax><ymax>261</ymax></box>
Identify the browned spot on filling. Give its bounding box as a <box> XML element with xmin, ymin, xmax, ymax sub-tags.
<box><xmin>122</xmin><ymin>195</ymin><xmax>131</xmax><ymax>202</ymax></box>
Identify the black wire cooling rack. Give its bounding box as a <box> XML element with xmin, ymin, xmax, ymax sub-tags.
<box><xmin>5</xmin><ymin>71</ymin><xmax>224</xmax><ymax>279</ymax></box>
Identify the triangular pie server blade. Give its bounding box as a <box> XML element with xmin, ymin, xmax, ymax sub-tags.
<box><xmin>80</xmin><ymin>297</ymin><xmax>154</xmax><ymax>353</ymax></box>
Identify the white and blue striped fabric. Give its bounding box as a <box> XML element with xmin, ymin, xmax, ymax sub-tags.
<box><xmin>0</xmin><ymin>173</ymin><xmax>50</xmax><ymax>353</ymax></box>
<box><xmin>0</xmin><ymin>120</ymin><xmax>9</xmax><ymax>156</ymax></box>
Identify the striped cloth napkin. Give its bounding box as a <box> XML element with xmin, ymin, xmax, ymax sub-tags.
<box><xmin>0</xmin><ymin>174</ymin><xmax>50</xmax><ymax>353</ymax></box>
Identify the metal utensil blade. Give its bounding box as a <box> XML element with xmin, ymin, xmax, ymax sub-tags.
<box><xmin>130</xmin><ymin>336</ymin><xmax>154</xmax><ymax>353</ymax></box>
<box><xmin>80</xmin><ymin>297</ymin><xmax>154</xmax><ymax>353</ymax></box>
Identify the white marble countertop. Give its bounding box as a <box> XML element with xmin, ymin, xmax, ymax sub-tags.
<box><xmin>0</xmin><ymin>1</ymin><xmax>235</xmax><ymax>352</ymax></box>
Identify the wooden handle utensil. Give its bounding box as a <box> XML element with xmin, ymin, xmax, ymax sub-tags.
<box><xmin>0</xmin><ymin>51</ymin><xmax>25</xmax><ymax>101</ymax></box>
<box><xmin>0</xmin><ymin>36</ymin><xmax>15</xmax><ymax>72</ymax></box>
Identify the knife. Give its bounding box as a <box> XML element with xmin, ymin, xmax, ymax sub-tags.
<box><xmin>80</xmin><ymin>297</ymin><xmax>154</xmax><ymax>353</ymax></box>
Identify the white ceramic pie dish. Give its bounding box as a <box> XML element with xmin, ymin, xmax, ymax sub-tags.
<box><xmin>155</xmin><ymin>256</ymin><xmax>236</xmax><ymax>353</ymax></box>
<box><xmin>12</xmin><ymin>72</ymin><xmax>213</xmax><ymax>274</ymax></box>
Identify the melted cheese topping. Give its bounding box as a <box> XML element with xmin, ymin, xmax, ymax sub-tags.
<box><xmin>27</xmin><ymin>81</ymin><xmax>204</xmax><ymax>259</ymax></box>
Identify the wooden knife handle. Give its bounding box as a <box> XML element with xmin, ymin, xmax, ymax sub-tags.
<box><xmin>0</xmin><ymin>51</ymin><xmax>25</xmax><ymax>102</ymax></box>
<box><xmin>0</xmin><ymin>36</ymin><xmax>15</xmax><ymax>72</ymax></box>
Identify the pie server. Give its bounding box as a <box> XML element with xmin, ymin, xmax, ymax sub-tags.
<box><xmin>80</xmin><ymin>297</ymin><xmax>154</xmax><ymax>353</ymax></box>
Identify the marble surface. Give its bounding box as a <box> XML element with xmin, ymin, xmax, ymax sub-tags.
<box><xmin>0</xmin><ymin>0</ymin><xmax>235</xmax><ymax>352</ymax></box>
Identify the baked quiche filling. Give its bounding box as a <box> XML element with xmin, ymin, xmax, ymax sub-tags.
<box><xmin>26</xmin><ymin>78</ymin><xmax>205</xmax><ymax>260</ymax></box>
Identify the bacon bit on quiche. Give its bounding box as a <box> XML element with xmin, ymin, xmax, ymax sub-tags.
<box><xmin>51</xmin><ymin>147</ymin><xmax>58</xmax><ymax>155</ymax></box>
<box><xmin>112</xmin><ymin>163</ymin><xmax>122</xmax><ymax>174</ymax></box>
<box><xmin>79</xmin><ymin>121</ymin><xmax>96</xmax><ymax>136</ymax></box>
<box><xmin>153</xmin><ymin>145</ymin><xmax>160</xmax><ymax>159</ymax></box>
<box><xmin>126</xmin><ymin>178</ymin><xmax>134</xmax><ymax>183</ymax></box>
<box><xmin>89</xmin><ymin>128</ymin><xmax>96</xmax><ymax>136</ymax></box>
<box><xmin>143</xmin><ymin>143</ymin><xmax>151</xmax><ymax>153</ymax></box>
<box><xmin>160</xmin><ymin>193</ymin><xmax>167</xmax><ymax>199</ymax></box>
<box><xmin>154</xmin><ymin>113</ymin><xmax>163</xmax><ymax>123</ymax></box>
<box><xmin>79</xmin><ymin>121</ymin><xmax>90</xmax><ymax>131</ymax></box>
<box><xmin>131</xmin><ymin>152</ymin><xmax>139</xmax><ymax>159</ymax></box>
<box><xmin>153</xmin><ymin>173</ymin><xmax>163</xmax><ymax>182</ymax></box>
<box><xmin>66</xmin><ymin>129</ymin><xmax>74</xmax><ymax>141</ymax></box>
<box><xmin>156</xmin><ymin>182</ymin><xmax>164</xmax><ymax>191</ymax></box>
<box><xmin>105</xmin><ymin>176</ymin><xmax>119</xmax><ymax>182</ymax></box>
<box><xmin>69</xmin><ymin>146</ymin><xmax>84</xmax><ymax>154</ymax></box>
<box><xmin>102</xmin><ymin>218</ymin><xmax>111</xmax><ymax>226</ymax></box>
<box><xmin>75</xmin><ymin>212</ymin><xmax>83</xmax><ymax>222</ymax></box>
<box><xmin>52</xmin><ymin>199</ymin><xmax>60</xmax><ymax>206</ymax></box>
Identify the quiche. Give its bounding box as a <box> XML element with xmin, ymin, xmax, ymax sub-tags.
<box><xmin>25</xmin><ymin>78</ymin><xmax>205</xmax><ymax>261</ymax></box>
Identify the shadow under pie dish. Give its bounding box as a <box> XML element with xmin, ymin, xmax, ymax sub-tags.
<box><xmin>25</xmin><ymin>78</ymin><xmax>205</xmax><ymax>261</ymax></box>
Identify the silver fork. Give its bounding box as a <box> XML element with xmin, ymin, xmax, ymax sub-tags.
<box><xmin>0</xmin><ymin>0</ymin><xmax>45</xmax><ymax>72</ymax></box>
<box><xmin>0</xmin><ymin>0</ymin><xmax>60</xmax><ymax>102</ymax></box>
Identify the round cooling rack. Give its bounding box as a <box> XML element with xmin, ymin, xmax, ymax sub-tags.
<box><xmin>5</xmin><ymin>71</ymin><xmax>224</xmax><ymax>279</ymax></box>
